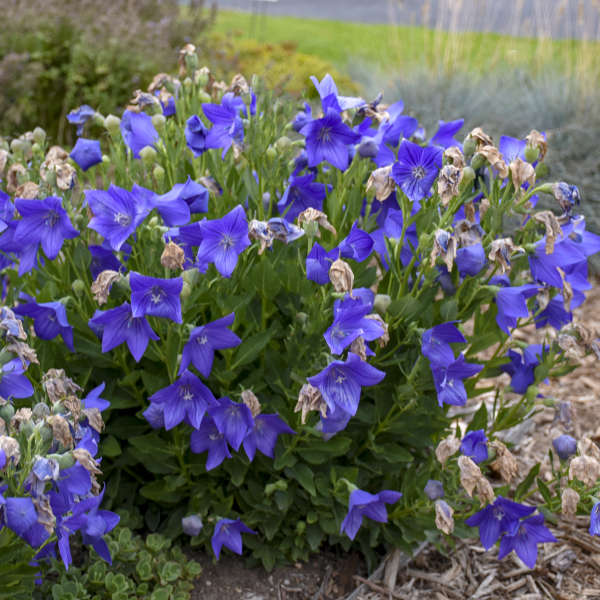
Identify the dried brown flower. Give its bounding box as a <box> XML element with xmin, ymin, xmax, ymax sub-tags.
<box><xmin>15</xmin><ymin>181</ymin><xmax>39</xmax><ymax>199</ymax></box>
<box><xmin>91</xmin><ymin>270</ymin><xmax>121</xmax><ymax>305</ymax></box>
<box><xmin>83</xmin><ymin>408</ymin><xmax>104</xmax><ymax>433</ymax></box>
<box><xmin>329</xmin><ymin>258</ymin><xmax>354</xmax><ymax>294</ymax></box>
<box><xmin>161</xmin><ymin>242</ymin><xmax>185</xmax><ymax>270</ymax></box>
<box><xmin>365</xmin><ymin>313</ymin><xmax>389</xmax><ymax>347</ymax></box>
<box><xmin>297</xmin><ymin>208</ymin><xmax>337</xmax><ymax>237</ymax></box>
<box><xmin>509</xmin><ymin>158</ymin><xmax>536</xmax><ymax>190</ymax></box>
<box><xmin>490</xmin><ymin>441</ymin><xmax>518</xmax><ymax>483</ymax></box>
<box><xmin>366</xmin><ymin>165</ymin><xmax>395</xmax><ymax>201</ymax></box>
<box><xmin>561</xmin><ymin>488</ymin><xmax>580</xmax><ymax>517</ymax></box>
<box><xmin>526</xmin><ymin>130</ymin><xmax>547</xmax><ymax>160</ymax></box>
<box><xmin>488</xmin><ymin>238</ymin><xmax>523</xmax><ymax>274</ymax></box>
<box><xmin>349</xmin><ymin>336</ymin><xmax>368</xmax><ymax>360</ymax></box>
<box><xmin>468</xmin><ymin>127</ymin><xmax>493</xmax><ymax>148</ymax></box>
<box><xmin>0</xmin><ymin>149</ymin><xmax>8</xmax><ymax>174</ymax></box>
<box><xmin>533</xmin><ymin>211</ymin><xmax>562</xmax><ymax>255</ymax></box>
<box><xmin>569</xmin><ymin>455</ymin><xmax>600</xmax><ymax>487</ymax></box>
<box><xmin>0</xmin><ymin>435</ymin><xmax>21</xmax><ymax>464</ymax></box>
<box><xmin>248</xmin><ymin>220</ymin><xmax>274</xmax><ymax>255</ymax></box>
<box><xmin>34</xmin><ymin>495</ymin><xmax>56</xmax><ymax>534</ymax></box>
<box><xmin>6</xmin><ymin>163</ymin><xmax>26</xmax><ymax>194</ymax></box>
<box><xmin>437</xmin><ymin>164</ymin><xmax>463</xmax><ymax>206</ymax></box>
<box><xmin>444</xmin><ymin>146</ymin><xmax>466</xmax><ymax>169</ymax></box>
<box><xmin>229</xmin><ymin>74</ymin><xmax>250</xmax><ymax>96</ymax></box>
<box><xmin>430</xmin><ymin>229</ymin><xmax>457</xmax><ymax>272</ymax></box>
<box><xmin>478</xmin><ymin>145</ymin><xmax>508</xmax><ymax>179</ymax></box>
<box><xmin>458</xmin><ymin>455</ymin><xmax>482</xmax><ymax>497</ymax></box>
<box><xmin>43</xmin><ymin>369</ymin><xmax>82</xmax><ymax>404</ymax></box>
<box><xmin>435</xmin><ymin>500</ymin><xmax>455</xmax><ymax>535</ymax></box>
<box><xmin>294</xmin><ymin>383</ymin><xmax>327</xmax><ymax>424</ymax></box>
<box><xmin>241</xmin><ymin>390</ymin><xmax>261</xmax><ymax>417</ymax></box>
<box><xmin>10</xmin><ymin>408</ymin><xmax>32</xmax><ymax>431</ymax></box>
<box><xmin>435</xmin><ymin>435</ymin><xmax>460</xmax><ymax>466</ymax></box>
<box><xmin>46</xmin><ymin>415</ymin><xmax>73</xmax><ymax>448</ymax></box>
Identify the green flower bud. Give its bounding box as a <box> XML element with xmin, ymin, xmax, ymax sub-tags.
<box><xmin>291</xmin><ymin>139</ymin><xmax>305</xmax><ymax>148</ymax></box>
<box><xmin>32</xmin><ymin>402</ymin><xmax>50</xmax><ymax>421</ymax></box>
<box><xmin>10</xmin><ymin>139</ymin><xmax>26</xmax><ymax>155</ymax></box>
<box><xmin>0</xmin><ymin>404</ymin><xmax>15</xmax><ymax>423</ymax></box>
<box><xmin>535</xmin><ymin>162</ymin><xmax>550</xmax><ymax>178</ymax></box>
<box><xmin>198</xmin><ymin>91</ymin><xmax>212</xmax><ymax>104</ymax></box>
<box><xmin>39</xmin><ymin>423</ymin><xmax>53</xmax><ymax>444</ymax></box>
<box><xmin>463</xmin><ymin>137</ymin><xmax>476</xmax><ymax>158</ymax></box>
<box><xmin>296</xmin><ymin>312</ymin><xmax>308</xmax><ymax>325</ymax></box>
<box><xmin>71</xmin><ymin>279</ymin><xmax>86</xmax><ymax>297</ymax></box>
<box><xmin>49</xmin><ymin>452</ymin><xmax>75</xmax><ymax>470</ymax></box>
<box><xmin>32</xmin><ymin>127</ymin><xmax>46</xmax><ymax>145</ymax></box>
<box><xmin>537</xmin><ymin>182</ymin><xmax>555</xmax><ymax>194</ymax></box>
<box><xmin>194</xmin><ymin>70</ymin><xmax>209</xmax><ymax>87</ymax></box>
<box><xmin>183</xmin><ymin>77</ymin><xmax>193</xmax><ymax>89</ymax></box>
<box><xmin>373</xmin><ymin>294</ymin><xmax>392</xmax><ymax>315</ymax></box>
<box><xmin>92</xmin><ymin>112</ymin><xmax>105</xmax><ymax>127</ymax></box>
<box><xmin>274</xmin><ymin>136</ymin><xmax>292</xmax><ymax>152</ymax></box>
<box><xmin>153</xmin><ymin>165</ymin><xmax>165</xmax><ymax>185</ymax></box>
<box><xmin>148</xmin><ymin>216</ymin><xmax>160</xmax><ymax>228</ymax></box>
<box><xmin>31</xmin><ymin>142</ymin><xmax>41</xmax><ymax>154</ymax></box>
<box><xmin>265</xmin><ymin>146</ymin><xmax>277</xmax><ymax>160</ymax></box>
<box><xmin>104</xmin><ymin>114</ymin><xmax>121</xmax><ymax>136</ymax></box>
<box><xmin>139</xmin><ymin>145</ymin><xmax>157</xmax><ymax>166</ymax></box>
<box><xmin>182</xmin><ymin>269</ymin><xmax>200</xmax><ymax>287</ymax></box>
<box><xmin>470</xmin><ymin>152</ymin><xmax>486</xmax><ymax>171</ymax></box>
<box><xmin>152</xmin><ymin>114</ymin><xmax>166</xmax><ymax>133</ymax></box>
<box><xmin>20</xmin><ymin>421</ymin><xmax>35</xmax><ymax>438</ymax></box>
<box><xmin>181</xmin><ymin>281</ymin><xmax>191</xmax><ymax>300</ymax></box>
<box><xmin>524</xmin><ymin>145</ymin><xmax>539</xmax><ymax>163</ymax></box>
<box><xmin>296</xmin><ymin>521</ymin><xmax>306</xmax><ymax>534</ymax></box>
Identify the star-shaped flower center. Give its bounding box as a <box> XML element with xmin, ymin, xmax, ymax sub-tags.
<box><xmin>149</xmin><ymin>287</ymin><xmax>166</xmax><ymax>304</ymax></box>
<box><xmin>44</xmin><ymin>210</ymin><xmax>60</xmax><ymax>227</ymax></box>
<box><xmin>220</xmin><ymin>234</ymin><xmax>235</xmax><ymax>249</ymax></box>
<box><xmin>412</xmin><ymin>166</ymin><xmax>427</xmax><ymax>180</ymax></box>
<box><xmin>318</xmin><ymin>126</ymin><xmax>332</xmax><ymax>143</ymax></box>
<box><xmin>196</xmin><ymin>334</ymin><xmax>209</xmax><ymax>345</ymax></box>
<box><xmin>114</xmin><ymin>212</ymin><xmax>132</xmax><ymax>227</ymax></box>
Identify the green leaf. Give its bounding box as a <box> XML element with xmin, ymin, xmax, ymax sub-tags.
<box><xmin>100</xmin><ymin>435</ymin><xmax>121</xmax><ymax>458</ymax></box>
<box><xmin>371</xmin><ymin>443</ymin><xmax>413</xmax><ymax>463</ymax></box>
<box><xmin>536</xmin><ymin>477</ymin><xmax>552</xmax><ymax>505</ymax></box>
<box><xmin>468</xmin><ymin>402</ymin><xmax>488</xmax><ymax>432</ymax></box>
<box><xmin>285</xmin><ymin>463</ymin><xmax>316</xmax><ymax>496</ymax></box>
<box><xmin>515</xmin><ymin>463</ymin><xmax>541</xmax><ymax>501</ymax></box>
<box><xmin>301</xmin><ymin>436</ymin><xmax>352</xmax><ymax>465</ymax></box>
<box><xmin>230</xmin><ymin>325</ymin><xmax>278</xmax><ymax>370</ymax></box>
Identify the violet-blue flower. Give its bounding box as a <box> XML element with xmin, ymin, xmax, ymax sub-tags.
<box><xmin>88</xmin><ymin>242</ymin><xmax>126</xmax><ymax>279</ymax></box>
<box><xmin>424</xmin><ymin>480</ymin><xmax>444</xmax><ymax>500</ymax></box>
<box><xmin>340</xmin><ymin>488</ymin><xmax>402</xmax><ymax>540</ymax></box>
<box><xmin>465</xmin><ymin>496</ymin><xmax>536</xmax><ymax>550</ymax></box>
<box><xmin>324</xmin><ymin>303</ymin><xmax>384</xmax><ymax>355</ymax></box>
<box><xmin>185</xmin><ymin>115</ymin><xmax>209</xmax><ymax>157</ymax></box>
<box><xmin>552</xmin><ymin>434</ymin><xmax>577</xmax><ymax>460</ymax></box>
<box><xmin>209</xmin><ymin>397</ymin><xmax>254</xmax><ymax>451</ymax></box>
<box><xmin>147</xmin><ymin>370</ymin><xmax>215</xmax><ymax>430</ymax></box>
<box><xmin>501</xmin><ymin>344</ymin><xmax>548</xmax><ymax>394</ymax></box>
<box><xmin>495</xmin><ymin>283</ymin><xmax>539</xmax><ymax>335</ymax></box>
<box><xmin>431</xmin><ymin>354</ymin><xmax>483</xmax><ymax>407</ymax></box>
<box><xmin>337</xmin><ymin>224</ymin><xmax>374</xmax><ymax>262</ymax></box>
<box><xmin>310</xmin><ymin>73</ymin><xmax>364</xmax><ymax>112</ymax></box>
<box><xmin>70</xmin><ymin>138</ymin><xmax>102</xmax><ymax>171</ymax></box>
<box><xmin>277</xmin><ymin>172</ymin><xmax>326</xmax><ymax>222</ymax></box>
<box><xmin>301</xmin><ymin>107</ymin><xmax>361</xmax><ymax>171</ymax></box>
<box><xmin>0</xmin><ymin>359</ymin><xmax>33</xmax><ymax>400</ymax></box>
<box><xmin>307</xmin><ymin>352</ymin><xmax>385</xmax><ymax>417</ymax></box>
<box><xmin>498</xmin><ymin>514</ymin><xmax>556</xmax><ymax>568</ymax></box>
<box><xmin>421</xmin><ymin>322</ymin><xmax>466</xmax><ymax>366</ymax></box>
<box><xmin>67</xmin><ymin>104</ymin><xmax>95</xmax><ymax>136</ymax></box>
<box><xmin>190</xmin><ymin>415</ymin><xmax>232</xmax><ymax>471</ymax></box>
<box><xmin>306</xmin><ymin>242</ymin><xmax>339</xmax><ymax>285</ymax></box>
<box><xmin>242</xmin><ymin>413</ymin><xmax>295</xmax><ymax>461</ymax></box>
<box><xmin>86</xmin><ymin>184</ymin><xmax>152</xmax><ymax>251</ymax></box>
<box><xmin>130</xmin><ymin>271</ymin><xmax>183</xmax><ymax>323</ymax></box>
<box><xmin>291</xmin><ymin>102</ymin><xmax>312</xmax><ymax>133</ymax></box>
<box><xmin>88</xmin><ymin>302</ymin><xmax>159</xmax><ymax>362</ymax></box>
<box><xmin>4</xmin><ymin>496</ymin><xmax>38</xmax><ymax>539</ymax></box>
<box><xmin>203</xmin><ymin>93</ymin><xmax>246</xmax><ymax>156</ymax></box>
<box><xmin>14</xmin><ymin>196</ymin><xmax>79</xmax><ymax>260</ymax></box>
<box><xmin>392</xmin><ymin>140</ymin><xmax>442</xmax><ymax>202</ymax></box>
<box><xmin>430</xmin><ymin>119</ymin><xmax>464</xmax><ymax>149</ymax></box>
<box><xmin>499</xmin><ymin>135</ymin><xmax>526</xmax><ymax>163</ymax></box>
<box><xmin>590</xmin><ymin>502</ymin><xmax>600</xmax><ymax>536</ymax></box>
<box><xmin>120</xmin><ymin>110</ymin><xmax>159</xmax><ymax>159</ymax></box>
<box><xmin>13</xmin><ymin>299</ymin><xmax>74</xmax><ymax>351</ymax></box>
<box><xmin>196</xmin><ymin>205</ymin><xmax>250</xmax><ymax>278</ymax></box>
<box><xmin>460</xmin><ymin>430</ymin><xmax>488</xmax><ymax>464</ymax></box>
<box><xmin>211</xmin><ymin>518</ymin><xmax>256</xmax><ymax>559</ymax></box>
<box><xmin>179</xmin><ymin>313</ymin><xmax>241</xmax><ymax>377</ymax></box>
<box><xmin>158</xmin><ymin>176</ymin><xmax>209</xmax><ymax>218</ymax></box>
<box><xmin>456</xmin><ymin>243</ymin><xmax>487</xmax><ymax>277</ymax></box>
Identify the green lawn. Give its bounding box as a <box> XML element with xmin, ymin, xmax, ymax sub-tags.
<box><xmin>213</xmin><ymin>9</ymin><xmax>600</xmax><ymax>84</ymax></box>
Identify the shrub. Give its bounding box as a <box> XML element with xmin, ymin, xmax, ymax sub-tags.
<box><xmin>0</xmin><ymin>0</ymin><xmax>213</xmax><ymax>143</ymax></box>
<box><xmin>1</xmin><ymin>52</ymin><xmax>600</xmax><ymax>573</ymax></box>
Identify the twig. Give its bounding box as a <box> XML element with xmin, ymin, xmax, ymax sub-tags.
<box><xmin>352</xmin><ymin>575</ymin><xmax>412</xmax><ymax>600</ymax></box>
<box><xmin>311</xmin><ymin>565</ymin><xmax>332</xmax><ymax>600</ymax></box>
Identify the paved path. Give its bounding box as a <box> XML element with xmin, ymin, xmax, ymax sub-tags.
<box><xmin>210</xmin><ymin>0</ymin><xmax>600</xmax><ymax>39</ymax></box>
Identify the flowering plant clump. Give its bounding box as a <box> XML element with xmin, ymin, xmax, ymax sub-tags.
<box><xmin>0</xmin><ymin>307</ymin><xmax>117</xmax><ymax>596</ymax></box>
<box><xmin>1</xmin><ymin>48</ymin><xmax>600</xmax><ymax>572</ymax></box>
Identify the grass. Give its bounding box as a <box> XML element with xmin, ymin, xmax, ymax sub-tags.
<box><xmin>213</xmin><ymin>9</ymin><xmax>600</xmax><ymax>92</ymax></box>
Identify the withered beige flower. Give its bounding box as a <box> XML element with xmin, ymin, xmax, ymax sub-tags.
<box><xmin>490</xmin><ymin>441</ymin><xmax>518</xmax><ymax>483</ymax></box>
<box><xmin>6</xmin><ymin>163</ymin><xmax>26</xmax><ymax>194</ymax></box>
<box><xmin>241</xmin><ymin>390</ymin><xmax>261</xmax><ymax>417</ymax></box>
<box><xmin>435</xmin><ymin>435</ymin><xmax>460</xmax><ymax>466</ymax></box>
<box><xmin>0</xmin><ymin>435</ymin><xmax>21</xmax><ymax>464</ymax></box>
<box><xmin>10</xmin><ymin>408</ymin><xmax>32</xmax><ymax>431</ymax></box>
<box><xmin>533</xmin><ymin>211</ymin><xmax>562</xmax><ymax>255</ymax></box>
<box><xmin>430</xmin><ymin>229</ymin><xmax>457</xmax><ymax>272</ymax></box>
<box><xmin>366</xmin><ymin>165</ymin><xmax>395</xmax><ymax>201</ymax></box>
<box><xmin>161</xmin><ymin>241</ymin><xmax>186</xmax><ymax>270</ymax></box>
<box><xmin>525</xmin><ymin>129</ymin><xmax>547</xmax><ymax>160</ymax></box>
<box><xmin>297</xmin><ymin>207</ymin><xmax>337</xmax><ymax>237</ymax></box>
<box><xmin>329</xmin><ymin>258</ymin><xmax>354</xmax><ymax>294</ymax></box>
<box><xmin>294</xmin><ymin>383</ymin><xmax>327</xmax><ymax>424</ymax></box>
<box><xmin>229</xmin><ymin>73</ymin><xmax>250</xmax><ymax>96</ymax></box>
<box><xmin>561</xmin><ymin>488</ymin><xmax>580</xmax><ymax>517</ymax></box>
<box><xmin>435</xmin><ymin>500</ymin><xmax>455</xmax><ymax>535</ymax></box>
<box><xmin>569</xmin><ymin>455</ymin><xmax>600</xmax><ymax>487</ymax></box>
<box><xmin>42</xmin><ymin>369</ymin><xmax>82</xmax><ymax>404</ymax></box>
<box><xmin>488</xmin><ymin>238</ymin><xmax>523</xmax><ymax>274</ymax></box>
<box><xmin>83</xmin><ymin>408</ymin><xmax>104</xmax><ymax>433</ymax></box>
<box><xmin>444</xmin><ymin>146</ymin><xmax>466</xmax><ymax>169</ymax></box>
<box><xmin>91</xmin><ymin>270</ymin><xmax>121</xmax><ymax>305</ymax></box>
<box><xmin>468</xmin><ymin>127</ymin><xmax>494</xmax><ymax>148</ymax></box>
<box><xmin>478</xmin><ymin>145</ymin><xmax>508</xmax><ymax>179</ymax></box>
<box><xmin>458</xmin><ymin>455</ymin><xmax>482</xmax><ymax>497</ymax></box>
<box><xmin>15</xmin><ymin>181</ymin><xmax>39</xmax><ymax>199</ymax></box>
<box><xmin>437</xmin><ymin>164</ymin><xmax>463</xmax><ymax>207</ymax></box>
<box><xmin>509</xmin><ymin>158</ymin><xmax>536</xmax><ymax>190</ymax></box>
<box><xmin>46</xmin><ymin>415</ymin><xmax>73</xmax><ymax>448</ymax></box>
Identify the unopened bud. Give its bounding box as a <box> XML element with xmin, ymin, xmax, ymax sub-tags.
<box><xmin>524</xmin><ymin>145</ymin><xmax>540</xmax><ymax>163</ymax></box>
<box><xmin>462</xmin><ymin>137</ymin><xmax>476</xmax><ymax>158</ymax></box>
<box><xmin>373</xmin><ymin>294</ymin><xmax>392</xmax><ymax>315</ymax></box>
<box><xmin>102</xmin><ymin>154</ymin><xmax>110</xmax><ymax>165</ymax></box>
<box><xmin>183</xmin><ymin>77</ymin><xmax>193</xmax><ymax>89</ymax></box>
<box><xmin>0</xmin><ymin>404</ymin><xmax>15</xmax><ymax>424</ymax></box>
<box><xmin>31</xmin><ymin>143</ymin><xmax>41</xmax><ymax>154</ymax></box>
<box><xmin>32</xmin><ymin>127</ymin><xmax>46</xmax><ymax>145</ymax></box>
<box><xmin>535</xmin><ymin>162</ymin><xmax>549</xmax><ymax>179</ymax></box>
<box><xmin>424</xmin><ymin>479</ymin><xmax>444</xmax><ymax>500</ymax></box>
<box><xmin>434</xmin><ymin>500</ymin><xmax>454</xmax><ymax>534</ymax></box>
<box><xmin>104</xmin><ymin>114</ymin><xmax>121</xmax><ymax>136</ymax></box>
<box><xmin>274</xmin><ymin>136</ymin><xmax>292</xmax><ymax>152</ymax></box>
<box><xmin>10</xmin><ymin>139</ymin><xmax>26</xmax><ymax>155</ymax></box>
<box><xmin>152</xmin><ymin>113</ymin><xmax>166</xmax><ymax>133</ymax></box>
<box><xmin>182</xmin><ymin>269</ymin><xmax>199</xmax><ymax>287</ymax></box>
<box><xmin>153</xmin><ymin>165</ymin><xmax>165</xmax><ymax>184</ymax></box>
<box><xmin>48</xmin><ymin>452</ymin><xmax>75</xmax><ymax>470</ymax></box>
<box><xmin>71</xmin><ymin>279</ymin><xmax>86</xmax><ymax>297</ymax></box>
<box><xmin>198</xmin><ymin>90</ymin><xmax>212</xmax><ymax>104</ymax></box>
<box><xmin>181</xmin><ymin>281</ymin><xmax>191</xmax><ymax>300</ymax></box>
<box><xmin>139</xmin><ymin>145</ymin><xmax>157</xmax><ymax>166</ymax></box>
<box><xmin>182</xmin><ymin>514</ymin><xmax>203</xmax><ymax>536</ymax></box>
<box><xmin>561</xmin><ymin>488</ymin><xmax>579</xmax><ymax>517</ymax></box>
<box><xmin>553</xmin><ymin>434</ymin><xmax>577</xmax><ymax>460</ymax></box>
<box><xmin>266</xmin><ymin>146</ymin><xmax>277</xmax><ymax>160</ymax></box>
